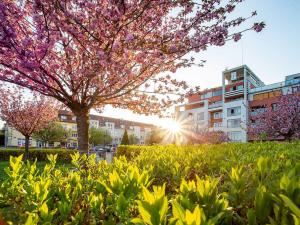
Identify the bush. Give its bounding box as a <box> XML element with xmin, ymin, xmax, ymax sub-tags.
<box><xmin>0</xmin><ymin>148</ymin><xmax>77</xmax><ymax>162</ymax></box>
<box><xmin>0</xmin><ymin>142</ymin><xmax>300</xmax><ymax>224</ymax></box>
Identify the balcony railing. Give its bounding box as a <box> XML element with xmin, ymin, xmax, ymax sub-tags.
<box><xmin>224</xmin><ymin>89</ymin><xmax>244</xmax><ymax>98</ymax></box>
<box><xmin>208</xmin><ymin>102</ymin><xmax>223</xmax><ymax>109</ymax></box>
<box><xmin>249</xmin><ymin>78</ymin><xmax>300</xmax><ymax>93</ymax></box>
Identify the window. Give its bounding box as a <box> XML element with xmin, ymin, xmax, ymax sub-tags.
<box><xmin>227</xmin><ymin>119</ymin><xmax>241</xmax><ymax>128</ymax></box>
<box><xmin>231</xmin><ymin>72</ymin><xmax>237</xmax><ymax>81</ymax></box>
<box><xmin>121</xmin><ymin>125</ymin><xmax>125</xmax><ymax>129</ymax></box>
<box><xmin>213</xmin><ymin>112</ymin><xmax>222</xmax><ymax>119</ymax></box>
<box><xmin>237</xmin><ymin>85</ymin><xmax>243</xmax><ymax>90</ymax></box>
<box><xmin>72</xmin><ymin>124</ymin><xmax>77</xmax><ymax>131</ymax></box>
<box><xmin>17</xmin><ymin>138</ymin><xmax>32</xmax><ymax>146</ymax></box>
<box><xmin>72</xmin><ymin>142</ymin><xmax>77</xmax><ymax>147</ymax></box>
<box><xmin>231</xmin><ymin>86</ymin><xmax>237</xmax><ymax>91</ymax></box>
<box><xmin>228</xmin><ymin>131</ymin><xmax>242</xmax><ymax>141</ymax></box>
<box><xmin>61</xmin><ymin>115</ymin><xmax>67</xmax><ymax>120</ymax></box>
<box><xmin>272</xmin><ymin>103</ymin><xmax>278</xmax><ymax>111</ymax></box>
<box><xmin>227</xmin><ymin>106</ymin><xmax>241</xmax><ymax>117</ymax></box>
<box><xmin>72</xmin><ymin>133</ymin><xmax>78</xmax><ymax>138</ymax></box>
<box><xmin>200</xmin><ymin>92</ymin><xmax>212</xmax><ymax>99</ymax></box>
<box><xmin>251</xmin><ymin>107</ymin><xmax>267</xmax><ymax>116</ymax></box>
<box><xmin>72</xmin><ymin>116</ymin><xmax>76</xmax><ymax>121</ymax></box>
<box><xmin>197</xmin><ymin>112</ymin><xmax>204</xmax><ymax>121</ymax></box>
<box><xmin>48</xmin><ymin>142</ymin><xmax>54</xmax><ymax>147</ymax></box>
<box><xmin>213</xmin><ymin>122</ymin><xmax>222</xmax><ymax>128</ymax></box>
<box><xmin>292</xmin><ymin>86</ymin><xmax>299</xmax><ymax>93</ymax></box>
<box><xmin>253</xmin><ymin>90</ymin><xmax>281</xmax><ymax>100</ymax></box>
<box><xmin>106</xmin><ymin>123</ymin><xmax>114</xmax><ymax>129</ymax></box>
<box><xmin>212</xmin><ymin>89</ymin><xmax>222</xmax><ymax>96</ymax></box>
<box><xmin>18</xmin><ymin>138</ymin><xmax>25</xmax><ymax>146</ymax></box>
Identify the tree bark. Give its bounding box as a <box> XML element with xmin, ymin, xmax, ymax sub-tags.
<box><xmin>24</xmin><ymin>135</ymin><xmax>30</xmax><ymax>160</ymax></box>
<box><xmin>73</xmin><ymin>109</ymin><xmax>90</xmax><ymax>153</ymax></box>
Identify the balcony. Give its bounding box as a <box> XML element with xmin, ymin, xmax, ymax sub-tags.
<box><xmin>208</xmin><ymin>101</ymin><xmax>223</xmax><ymax>109</ymax></box>
<box><xmin>225</xmin><ymin>89</ymin><xmax>244</xmax><ymax>98</ymax></box>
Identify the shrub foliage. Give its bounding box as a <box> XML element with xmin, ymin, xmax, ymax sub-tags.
<box><xmin>0</xmin><ymin>142</ymin><xmax>300</xmax><ymax>224</ymax></box>
<box><xmin>0</xmin><ymin>149</ymin><xmax>77</xmax><ymax>161</ymax></box>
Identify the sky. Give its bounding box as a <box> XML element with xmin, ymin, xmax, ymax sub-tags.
<box><xmin>1</xmin><ymin>0</ymin><xmax>300</xmax><ymax>128</ymax></box>
<box><xmin>100</xmin><ymin>0</ymin><xmax>300</xmax><ymax>125</ymax></box>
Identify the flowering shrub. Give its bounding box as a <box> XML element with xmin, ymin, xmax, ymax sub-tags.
<box><xmin>0</xmin><ymin>142</ymin><xmax>300</xmax><ymax>224</ymax></box>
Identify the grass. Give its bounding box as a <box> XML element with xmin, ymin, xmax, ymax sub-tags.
<box><xmin>0</xmin><ymin>160</ymin><xmax>73</xmax><ymax>181</ymax></box>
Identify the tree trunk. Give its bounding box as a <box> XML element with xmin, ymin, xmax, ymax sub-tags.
<box><xmin>73</xmin><ymin>109</ymin><xmax>90</xmax><ymax>153</ymax></box>
<box><xmin>24</xmin><ymin>135</ymin><xmax>30</xmax><ymax>160</ymax></box>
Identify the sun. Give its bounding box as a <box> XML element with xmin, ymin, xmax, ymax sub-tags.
<box><xmin>159</xmin><ymin>119</ymin><xmax>182</xmax><ymax>134</ymax></box>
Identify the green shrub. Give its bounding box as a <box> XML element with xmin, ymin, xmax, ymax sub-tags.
<box><xmin>0</xmin><ymin>142</ymin><xmax>300</xmax><ymax>224</ymax></box>
<box><xmin>0</xmin><ymin>149</ymin><xmax>77</xmax><ymax>162</ymax></box>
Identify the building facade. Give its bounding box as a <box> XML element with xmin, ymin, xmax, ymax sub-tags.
<box><xmin>175</xmin><ymin>65</ymin><xmax>300</xmax><ymax>142</ymax></box>
<box><xmin>4</xmin><ymin>110</ymin><xmax>154</xmax><ymax>148</ymax></box>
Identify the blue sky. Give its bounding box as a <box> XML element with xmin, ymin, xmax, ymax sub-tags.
<box><xmin>1</xmin><ymin>0</ymin><xmax>299</xmax><ymax>128</ymax></box>
<box><xmin>100</xmin><ymin>0</ymin><xmax>300</xmax><ymax>125</ymax></box>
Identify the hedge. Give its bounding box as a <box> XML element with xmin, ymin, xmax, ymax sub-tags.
<box><xmin>0</xmin><ymin>148</ymin><xmax>78</xmax><ymax>161</ymax></box>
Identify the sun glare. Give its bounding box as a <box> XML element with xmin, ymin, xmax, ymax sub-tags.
<box><xmin>160</xmin><ymin>119</ymin><xmax>182</xmax><ymax>134</ymax></box>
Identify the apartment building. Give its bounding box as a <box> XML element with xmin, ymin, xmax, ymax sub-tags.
<box><xmin>4</xmin><ymin>110</ymin><xmax>154</xmax><ymax>148</ymax></box>
<box><xmin>175</xmin><ymin>65</ymin><xmax>300</xmax><ymax>142</ymax></box>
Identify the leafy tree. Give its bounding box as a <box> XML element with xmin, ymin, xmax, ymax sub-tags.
<box><xmin>89</xmin><ymin>127</ymin><xmax>112</xmax><ymax>146</ymax></box>
<box><xmin>129</xmin><ymin>134</ymin><xmax>140</xmax><ymax>145</ymax></box>
<box><xmin>0</xmin><ymin>1</ymin><xmax>264</xmax><ymax>152</ymax></box>
<box><xmin>249</xmin><ymin>94</ymin><xmax>300</xmax><ymax>141</ymax></box>
<box><xmin>33</xmin><ymin>122</ymin><xmax>71</xmax><ymax>147</ymax></box>
<box><xmin>0</xmin><ymin>87</ymin><xmax>57</xmax><ymax>159</ymax></box>
<box><xmin>121</xmin><ymin>130</ymin><xmax>130</xmax><ymax>145</ymax></box>
<box><xmin>145</xmin><ymin>129</ymin><xmax>164</xmax><ymax>145</ymax></box>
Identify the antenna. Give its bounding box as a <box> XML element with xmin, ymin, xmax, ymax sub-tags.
<box><xmin>241</xmin><ymin>38</ymin><xmax>244</xmax><ymax>65</ymax></box>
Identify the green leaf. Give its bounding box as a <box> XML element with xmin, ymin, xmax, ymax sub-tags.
<box><xmin>280</xmin><ymin>194</ymin><xmax>300</xmax><ymax>218</ymax></box>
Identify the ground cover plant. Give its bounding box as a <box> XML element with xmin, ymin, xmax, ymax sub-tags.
<box><xmin>0</xmin><ymin>142</ymin><xmax>300</xmax><ymax>224</ymax></box>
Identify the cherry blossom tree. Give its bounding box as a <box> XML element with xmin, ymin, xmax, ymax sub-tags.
<box><xmin>187</xmin><ymin>129</ymin><xmax>229</xmax><ymax>144</ymax></box>
<box><xmin>249</xmin><ymin>94</ymin><xmax>300</xmax><ymax>141</ymax></box>
<box><xmin>0</xmin><ymin>87</ymin><xmax>57</xmax><ymax>159</ymax></box>
<box><xmin>0</xmin><ymin>0</ymin><xmax>265</xmax><ymax>151</ymax></box>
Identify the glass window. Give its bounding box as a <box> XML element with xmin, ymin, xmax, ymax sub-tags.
<box><xmin>212</xmin><ymin>89</ymin><xmax>222</xmax><ymax>96</ymax></box>
<box><xmin>231</xmin><ymin>72</ymin><xmax>237</xmax><ymax>81</ymax></box>
<box><xmin>213</xmin><ymin>112</ymin><xmax>222</xmax><ymax>119</ymax></box>
<box><xmin>61</xmin><ymin>115</ymin><xmax>67</xmax><ymax>120</ymax></box>
<box><xmin>227</xmin><ymin>119</ymin><xmax>241</xmax><ymax>128</ymax></box>
<box><xmin>200</xmin><ymin>92</ymin><xmax>212</xmax><ymax>99</ymax></box>
<box><xmin>213</xmin><ymin>122</ymin><xmax>222</xmax><ymax>127</ymax></box>
<box><xmin>237</xmin><ymin>85</ymin><xmax>243</xmax><ymax>90</ymax></box>
<box><xmin>292</xmin><ymin>86</ymin><xmax>299</xmax><ymax>93</ymax></box>
<box><xmin>72</xmin><ymin>116</ymin><xmax>76</xmax><ymax>121</ymax></box>
<box><xmin>228</xmin><ymin>131</ymin><xmax>242</xmax><ymax>141</ymax></box>
<box><xmin>272</xmin><ymin>103</ymin><xmax>278</xmax><ymax>111</ymax></box>
<box><xmin>197</xmin><ymin>112</ymin><xmax>204</xmax><ymax>121</ymax></box>
<box><xmin>227</xmin><ymin>107</ymin><xmax>241</xmax><ymax>117</ymax></box>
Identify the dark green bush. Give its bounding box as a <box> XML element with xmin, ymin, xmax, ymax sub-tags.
<box><xmin>0</xmin><ymin>148</ymin><xmax>77</xmax><ymax>162</ymax></box>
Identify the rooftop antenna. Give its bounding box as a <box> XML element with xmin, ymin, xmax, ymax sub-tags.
<box><xmin>241</xmin><ymin>38</ymin><xmax>244</xmax><ymax>65</ymax></box>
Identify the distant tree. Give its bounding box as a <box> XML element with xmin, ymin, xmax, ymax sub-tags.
<box><xmin>0</xmin><ymin>87</ymin><xmax>57</xmax><ymax>159</ymax></box>
<box><xmin>89</xmin><ymin>127</ymin><xmax>112</xmax><ymax>146</ymax></box>
<box><xmin>189</xmin><ymin>130</ymin><xmax>229</xmax><ymax>144</ymax></box>
<box><xmin>249</xmin><ymin>94</ymin><xmax>300</xmax><ymax>141</ymax></box>
<box><xmin>0</xmin><ymin>1</ymin><xmax>264</xmax><ymax>152</ymax></box>
<box><xmin>121</xmin><ymin>130</ymin><xmax>130</xmax><ymax>145</ymax></box>
<box><xmin>146</xmin><ymin>129</ymin><xmax>164</xmax><ymax>145</ymax></box>
<box><xmin>33</xmin><ymin>122</ymin><xmax>71</xmax><ymax>147</ymax></box>
<box><xmin>129</xmin><ymin>134</ymin><xmax>140</xmax><ymax>145</ymax></box>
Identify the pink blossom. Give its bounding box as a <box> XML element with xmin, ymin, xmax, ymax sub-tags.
<box><xmin>125</xmin><ymin>33</ymin><xmax>134</xmax><ymax>42</ymax></box>
<box><xmin>253</xmin><ymin>22</ymin><xmax>265</xmax><ymax>32</ymax></box>
<box><xmin>233</xmin><ymin>33</ymin><xmax>242</xmax><ymax>42</ymax></box>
